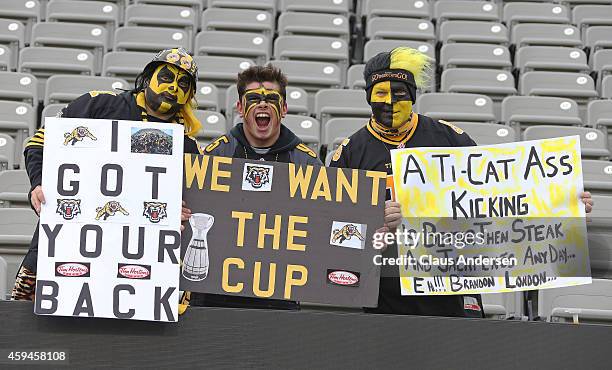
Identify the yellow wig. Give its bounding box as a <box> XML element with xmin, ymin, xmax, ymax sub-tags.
<box><xmin>389</xmin><ymin>47</ymin><xmax>432</xmax><ymax>90</ymax></box>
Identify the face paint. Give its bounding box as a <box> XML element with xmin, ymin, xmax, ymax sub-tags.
<box><xmin>239</xmin><ymin>84</ymin><xmax>286</xmax><ymax>148</ymax></box>
<box><xmin>241</xmin><ymin>87</ymin><xmax>284</xmax><ymax>121</ymax></box>
<box><xmin>145</xmin><ymin>64</ymin><xmax>193</xmax><ymax>115</ymax></box>
<box><xmin>369</xmin><ymin>80</ymin><xmax>413</xmax><ymax>128</ymax></box>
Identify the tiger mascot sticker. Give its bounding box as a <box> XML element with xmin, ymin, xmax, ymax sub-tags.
<box><xmin>56</xmin><ymin>199</ymin><xmax>81</xmax><ymax>220</ymax></box>
<box><xmin>329</xmin><ymin>221</ymin><xmax>367</xmax><ymax>250</ymax></box>
<box><xmin>242</xmin><ymin>164</ymin><xmax>273</xmax><ymax>191</ymax></box>
<box><xmin>332</xmin><ymin>224</ymin><xmax>364</xmax><ymax>244</ymax></box>
<box><xmin>95</xmin><ymin>201</ymin><xmax>129</xmax><ymax>221</ymax></box>
<box><xmin>143</xmin><ymin>201</ymin><xmax>167</xmax><ymax>223</ymax></box>
<box><xmin>63</xmin><ymin>126</ymin><xmax>97</xmax><ymax>146</ymax></box>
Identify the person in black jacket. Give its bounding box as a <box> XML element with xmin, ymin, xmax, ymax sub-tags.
<box><xmin>12</xmin><ymin>48</ymin><xmax>203</xmax><ymax>301</ymax></box>
<box><xmin>184</xmin><ymin>64</ymin><xmax>322</xmax><ymax>310</ymax></box>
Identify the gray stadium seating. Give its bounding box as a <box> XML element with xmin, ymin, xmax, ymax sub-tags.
<box><xmin>194</xmin><ymin>82</ymin><xmax>220</xmax><ymax>112</ymax></box>
<box><xmin>582</xmin><ymin>159</ymin><xmax>612</xmax><ymax>194</ymax></box>
<box><xmin>433</xmin><ymin>1</ymin><xmax>499</xmax><ymax>23</ymax></box>
<box><xmin>0</xmin><ymin>71</ymin><xmax>38</xmax><ymax>109</ymax></box>
<box><xmin>585</xmin><ymin>26</ymin><xmax>612</xmax><ymax>58</ymax></box>
<box><xmin>481</xmin><ymin>292</ymin><xmax>524</xmax><ymax>320</ymax></box>
<box><xmin>0</xmin><ymin>134</ymin><xmax>15</xmax><ymax>171</ymax></box>
<box><xmin>114</xmin><ymin>26</ymin><xmax>190</xmax><ymax>53</ymax></box>
<box><xmin>324</xmin><ymin>117</ymin><xmax>365</xmax><ymax>164</ymax></box>
<box><xmin>511</xmin><ymin>24</ymin><xmax>582</xmax><ymax>49</ymax></box>
<box><xmin>416</xmin><ymin>93</ymin><xmax>496</xmax><ymax>123</ymax></box>
<box><xmin>208</xmin><ymin>0</ymin><xmax>276</xmax><ymax>16</ymax></box>
<box><xmin>502</xmin><ymin>96</ymin><xmax>582</xmax><ymax>135</ymax></box>
<box><xmin>314</xmin><ymin>89</ymin><xmax>371</xmax><ymax>128</ymax></box>
<box><xmin>366</xmin><ymin>18</ymin><xmax>435</xmax><ymax>43</ymax></box>
<box><xmin>0</xmin><ymin>170</ymin><xmax>29</xmax><ymax>208</ymax></box>
<box><xmin>268</xmin><ymin>60</ymin><xmax>343</xmax><ymax>97</ymax></box>
<box><xmin>278</xmin><ymin>12</ymin><xmax>350</xmax><ymax>41</ymax></box>
<box><xmin>587</xmin><ymin>100</ymin><xmax>612</xmax><ymax>130</ymax></box>
<box><xmin>41</xmin><ymin>103</ymin><xmax>65</xmax><ymax>121</ymax></box>
<box><xmin>503</xmin><ymin>2</ymin><xmax>569</xmax><ymax>28</ymax></box>
<box><xmin>45</xmin><ymin>0</ymin><xmax>119</xmax><ymax>46</ymax></box>
<box><xmin>364</xmin><ymin>0</ymin><xmax>430</xmax><ymax>20</ymax></box>
<box><xmin>0</xmin><ymin>19</ymin><xmax>25</xmax><ymax>70</ymax></box>
<box><xmin>193</xmin><ymin>55</ymin><xmax>254</xmax><ymax>89</ymax></box>
<box><xmin>588</xmin><ymin>193</ymin><xmax>612</xmax><ymax>279</ymax></box>
<box><xmin>101</xmin><ymin>51</ymin><xmax>152</xmax><ymax>83</ymax></box>
<box><xmin>453</xmin><ymin>122</ymin><xmax>516</xmax><ymax>145</ymax></box>
<box><xmin>0</xmin><ymin>46</ymin><xmax>12</xmax><ymax>72</ymax></box>
<box><xmin>0</xmin><ymin>207</ymin><xmax>38</xmax><ymax>296</ymax></box>
<box><xmin>195</xmin><ymin>30</ymin><xmax>270</xmax><ymax>65</ymax></box>
<box><xmin>125</xmin><ymin>4</ymin><xmax>196</xmax><ymax>49</ymax></box>
<box><xmin>439</xmin><ymin>21</ymin><xmax>508</xmax><ymax>45</ymax></box>
<box><xmin>364</xmin><ymin>40</ymin><xmax>436</xmax><ymax>62</ymax></box>
<box><xmin>44</xmin><ymin>75</ymin><xmax>129</xmax><ymax>106</ymax></box>
<box><xmin>194</xmin><ymin>110</ymin><xmax>227</xmax><ymax>145</ymax></box>
<box><xmin>515</xmin><ymin>46</ymin><xmax>589</xmax><ymax>73</ymax></box>
<box><xmin>202</xmin><ymin>8</ymin><xmax>274</xmax><ymax>37</ymax></box>
<box><xmin>0</xmin><ymin>256</ymin><xmax>6</xmax><ymax>300</ymax></box>
<box><xmin>602</xmin><ymin>75</ymin><xmax>612</xmax><ymax>98</ymax></box>
<box><xmin>274</xmin><ymin>36</ymin><xmax>349</xmax><ymax>82</ymax></box>
<box><xmin>523</xmin><ymin>125</ymin><xmax>610</xmax><ymax>159</ymax></box>
<box><xmin>440</xmin><ymin>43</ymin><xmax>512</xmax><ymax>70</ymax></box>
<box><xmin>347</xmin><ymin>64</ymin><xmax>365</xmax><ymax>89</ymax></box>
<box><xmin>134</xmin><ymin>0</ymin><xmax>202</xmax><ymax>25</ymax></box>
<box><xmin>538</xmin><ymin>279</ymin><xmax>612</xmax><ymax>324</ymax></box>
<box><xmin>592</xmin><ymin>49</ymin><xmax>612</xmax><ymax>85</ymax></box>
<box><xmin>519</xmin><ymin>72</ymin><xmax>597</xmax><ymax>116</ymax></box>
<box><xmin>0</xmin><ymin>0</ymin><xmax>40</xmax><ymax>43</ymax></box>
<box><xmin>282</xmin><ymin>114</ymin><xmax>321</xmax><ymax>153</ymax></box>
<box><xmin>0</xmin><ymin>101</ymin><xmax>36</xmax><ymax>162</ymax></box>
<box><xmin>280</xmin><ymin>0</ymin><xmax>349</xmax><ymax>16</ymax></box>
<box><xmin>573</xmin><ymin>5</ymin><xmax>612</xmax><ymax>34</ymax></box>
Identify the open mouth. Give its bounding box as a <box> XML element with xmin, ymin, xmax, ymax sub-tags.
<box><xmin>161</xmin><ymin>92</ymin><xmax>177</xmax><ymax>102</ymax></box>
<box><xmin>255</xmin><ymin>112</ymin><xmax>271</xmax><ymax>128</ymax></box>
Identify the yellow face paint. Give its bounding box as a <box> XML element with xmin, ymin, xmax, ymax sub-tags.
<box><xmin>146</xmin><ymin>63</ymin><xmax>193</xmax><ymax>115</ymax></box>
<box><xmin>369</xmin><ymin>80</ymin><xmax>413</xmax><ymax>128</ymax></box>
<box><xmin>242</xmin><ymin>87</ymin><xmax>284</xmax><ymax>120</ymax></box>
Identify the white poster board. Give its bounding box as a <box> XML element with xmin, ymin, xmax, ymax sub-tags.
<box><xmin>34</xmin><ymin>118</ymin><xmax>184</xmax><ymax>322</ymax></box>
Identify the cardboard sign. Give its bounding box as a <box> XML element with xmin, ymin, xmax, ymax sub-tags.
<box><xmin>390</xmin><ymin>136</ymin><xmax>591</xmax><ymax>295</ymax></box>
<box><xmin>180</xmin><ymin>155</ymin><xmax>386</xmax><ymax>307</ymax></box>
<box><xmin>34</xmin><ymin>118</ymin><xmax>184</xmax><ymax>322</ymax></box>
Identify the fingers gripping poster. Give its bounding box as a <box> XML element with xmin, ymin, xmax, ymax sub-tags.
<box><xmin>390</xmin><ymin>136</ymin><xmax>591</xmax><ymax>295</ymax></box>
<box><xmin>181</xmin><ymin>155</ymin><xmax>385</xmax><ymax>307</ymax></box>
<box><xmin>35</xmin><ymin>118</ymin><xmax>184</xmax><ymax>322</ymax></box>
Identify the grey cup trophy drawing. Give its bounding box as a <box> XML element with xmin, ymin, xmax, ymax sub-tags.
<box><xmin>182</xmin><ymin>213</ymin><xmax>214</xmax><ymax>281</ymax></box>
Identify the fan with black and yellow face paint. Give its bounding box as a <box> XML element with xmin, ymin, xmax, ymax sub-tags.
<box><xmin>369</xmin><ymin>80</ymin><xmax>413</xmax><ymax>129</ymax></box>
<box><xmin>242</xmin><ymin>87</ymin><xmax>284</xmax><ymax>123</ymax></box>
<box><xmin>145</xmin><ymin>63</ymin><xmax>193</xmax><ymax>116</ymax></box>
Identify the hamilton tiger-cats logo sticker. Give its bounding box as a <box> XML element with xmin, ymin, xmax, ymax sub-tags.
<box><xmin>95</xmin><ymin>201</ymin><xmax>129</xmax><ymax>221</ymax></box>
<box><xmin>329</xmin><ymin>221</ymin><xmax>367</xmax><ymax>250</ymax></box>
<box><xmin>143</xmin><ymin>202</ymin><xmax>167</xmax><ymax>223</ymax></box>
<box><xmin>56</xmin><ymin>199</ymin><xmax>81</xmax><ymax>220</ymax></box>
<box><xmin>242</xmin><ymin>163</ymin><xmax>274</xmax><ymax>192</ymax></box>
<box><xmin>63</xmin><ymin>126</ymin><xmax>97</xmax><ymax>146</ymax></box>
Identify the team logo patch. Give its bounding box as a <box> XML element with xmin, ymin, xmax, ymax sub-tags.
<box><xmin>330</xmin><ymin>221</ymin><xmax>367</xmax><ymax>250</ymax></box>
<box><xmin>143</xmin><ymin>201</ymin><xmax>167</xmax><ymax>223</ymax></box>
<box><xmin>63</xmin><ymin>126</ymin><xmax>97</xmax><ymax>146</ymax></box>
<box><xmin>242</xmin><ymin>163</ymin><xmax>273</xmax><ymax>192</ymax></box>
<box><xmin>95</xmin><ymin>201</ymin><xmax>129</xmax><ymax>221</ymax></box>
<box><xmin>327</xmin><ymin>269</ymin><xmax>360</xmax><ymax>287</ymax></box>
<box><xmin>56</xmin><ymin>199</ymin><xmax>81</xmax><ymax>220</ymax></box>
<box><xmin>55</xmin><ymin>262</ymin><xmax>90</xmax><ymax>277</ymax></box>
<box><xmin>117</xmin><ymin>263</ymin><xmax>151</xmax><ymax>280</ymax></box>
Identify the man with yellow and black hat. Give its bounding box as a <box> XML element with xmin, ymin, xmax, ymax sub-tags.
<box><xmin>329</xmin><ymin>47</ymin><xmax>483</xmax><ymax>317</ymax></box>
<box><xmin>13</xmin><ymin>48</ymin><xmax>203</xmax><ymax>302</ymax></box>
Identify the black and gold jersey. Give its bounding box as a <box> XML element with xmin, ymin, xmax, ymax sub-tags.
<box><xmin>329</xmin><ymin>114</ymin><xmax>481</xmax><ymax>317</ymax></box>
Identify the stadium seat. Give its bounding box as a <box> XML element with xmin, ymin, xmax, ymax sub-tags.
<box><xmin>0</xmin><ymin>208</ymin><xmax>38</xmax><ymax>291</ymax></box>
<box><xmin>41</xmin><ymin>103</ymin><xmax>65</xmax><ymax>121</ymax></box>
<box><xmin>502</xmin><ymin>96</ymin><xmax>582</xmax><ymax>135</ymax></box>
<box><xmin>439</xmin><ymin>21</ymin><xmax>509</xmax><ymax>45</ymax></box>
<box><xmin>588</xmin><ymin>193</ymin><xmax>612</xmax><ymax>278</ymax></box>
<box><xmin>125</xmin><ymin>4</ymin><xmax>196</xmax><ymax>50</ymax></box>
<box><xmin>134</xmin><ymin>0</ymin><xmax>202</xmax><ymax>26</ymax></box>
<box><xmin>45</xmin><ymin>0</ymin><xmax>119</xmax><ymax>46</ymax></box>
<box><xmin>114</xmin><ymin>26</ymin><xmax>190</xmax><ymax>53</ymax></box>
<box><xmin>538</xmin><ymin>279</ymin><xmax>612</xmax><ymax>324</ymax></box>
<box><xmin>452</xmin><ymin>122</ymin><xmax>516</xmax><ymax>145</ymax></box>
<box><xmin>44</xmin><ymin>75</ymin><xmax>129</xmax><ymax>106</ymax></box>
<box><xmin>347</xmin><ymin>64</ymin><xmax>365</xmax><ymax>89</ymax></box>
<box><xmin>282</xmin><ymin>114</ymin><xmax>321</xmax><ymax>153</ymax></box>
<box><xmin>0</xmin><ymin>170</ymin><xmax>29</xmax><ymax>208</ymax></box>
<box><xmin>364</xmin><ymin>0</ymin><xmax>430</xmax><ymax>20</ymax></box>
<box><xmin>194</xmin><ymin>83</ymin><xmax>220</xmax><ymax>112</ymax></box>
<box><xmin>101</xmin><ymin>51</ymin><xmax>153</xmax><ymax>84</ymax></box>
<box><xmin>585</xmin><ymin>26</ymin><xmax>612</xmax><ymax>58</ymax></box>
<box><xmin>274</xmin><ymin>36</ymin><xmax>349</xmax><ymax>82</ymax></box>
<box><xmin>0</xmin><ymin>256</ymin><xmax>6</xmax><ymax>300</ymax></box>
<box><xmin>440</xmin><ymin>43</ymin><xmax>511</xmax><ymax>70</ymax></box>
<box><xmin>0</xmin><ymin>46</ymin><xmax>12</xmax><ymax>72</ymax></box>
<box><xmin>582</xmin><ymin>159</ymin><xmax>612</xmax><ymax>194</ymax></box>
<box><xmin>0</xmin><ymin>101</ymin><xmax>36</xmax><ymax>163</ymax></box>
<box><xmin>195</xmin><ymin>31</ymin><xmax>270</xmax><ymax>65</ymax></box>
<box><xmin>523</xmin><ymin>125</ymin><xmax>610</xmax><ymax>159</ymax></box>
<box><xmin>0</xmin><ymin>0</ymin><xmax>40</xmax><ymax>43</ymax></box>
<box><xmin>366</xmin><ymin>18</ymin><xmax>435</xmax><ymax>43</ymax></box>
<box><xmin>0</xmin><ymin>71</ymin><xmax>38</xmax><ymax>108</ymax></box>
<box><xmin>268</xmin><ymin>60</ymin><xmax>343</xmax><ymax>96</ymax></box>
<box><xmin>587</xmin><ymin>100</ymin><xmax>612</xmax><ymax>131</ymax></box>
<box><xmin>503</xmin><ymin>2</ymin><xmax>569</xmax><ymax>28</ymax></box>
<box><xmin>208</xmin><ymin>0</ymin><xmax>276</xmax><ymax>16</ymax></box>
<box><xmin>192</xmin><ymin>55</ymin><xmax>254</xmax><ymax>90</ymax></box>
<box><xmin>573</xmin><ymin>5</ymin><xmax>612</xmax><ymax>34</ymax></box>
<box><xmin>416</xmin><ymin>93</ymin><xmax>496</xmax><ymax>123</ymax></box>
<box><xmin>324</xmin><ymin>117</ymin><xmax>366</xmax><ymax>164</ymax></box>
<box><xmin>280</xmin><ymin>0</ymin><xmax>349</xmax><ymax>16</ymax></box>
<box><xmin>30</xmin><ymin>22</ymin><xmax>107</xmax><ymax>73</ymax></box>
<box><xmin>515</xmin><ymin>46</ymin><xmax>589</xmax><ymax>73</ymax></box>
<box><xmin>364</xmin><ymin>40</ymin><xmax>436</xmax><ymax>63</ymax></box>
<box><xmin>602</xmin><ymin>75</ymin><xmax>612</xmax><ymax>98</ymax></box>
<box><xmin>433</xmin><ymin>1</ymin><xmax>499</xmax><ymax>23</ymax></box>
<box><xmin>512</xmin><ymin>24</ymin><xmax>582</xmax><ymax>49</ymax></box>
<box><xmin>315</xmin><ymin>89</ymin><xmax>370</xmax><ymax>130</ymax></box>
<box><xmin>202</xmin><ymin>8</ymin><xmax>274</xmax><ymax>38</ymax></box>
<box><xmin>592</xmin><ymin>49</ymin><xmax>612</xmax><ymax>85</ymax></box>
<box><xmin>0</xmin><ymin>19</ymin><xmax>25</xmax><ymax>71</ymax></box>
<box><xmin>193</xmin><ymin>110</ymin><xmax>227</xmax><ymax>144</ymax></box>
<box><xmin>278</xmin><ymin>12</ymin><xmax>350</xmax><ymax>41</ymax></box>
<box><xmin>481</xmin><ymin>292</ymin><xmax>524</xmax><ymax>320</ymax></box>
<box><xmin>0</xmin><ymin>134</ymin><xmax>15</xmax><ymax>171</ymax></box>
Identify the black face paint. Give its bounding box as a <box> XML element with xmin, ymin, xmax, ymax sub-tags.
<box><xmin>242</xmin><ymin>88</ymin><xmax>284</xmax><ymax>120</ymax></box>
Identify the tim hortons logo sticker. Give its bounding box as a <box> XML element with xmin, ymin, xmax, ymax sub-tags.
<box><xmin>327</xmin><ymin>269</ymin><xmax>360</xmax><ymax>287</ymax></box>
<box><xmin>117</xmin><ymin>263</ymin><xmax>151</xmax><ymax>280</ymax></box>
<box><xmin>55</xmin><ymin>262</ymin><xmax>90</xmax><ymax>277</ymax></box>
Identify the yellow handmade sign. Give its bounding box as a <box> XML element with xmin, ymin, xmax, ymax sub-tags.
<box><xmin>390</xmin><ymin>136</ymin><xmax>591</xmax><ymax>295</ymax></box>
